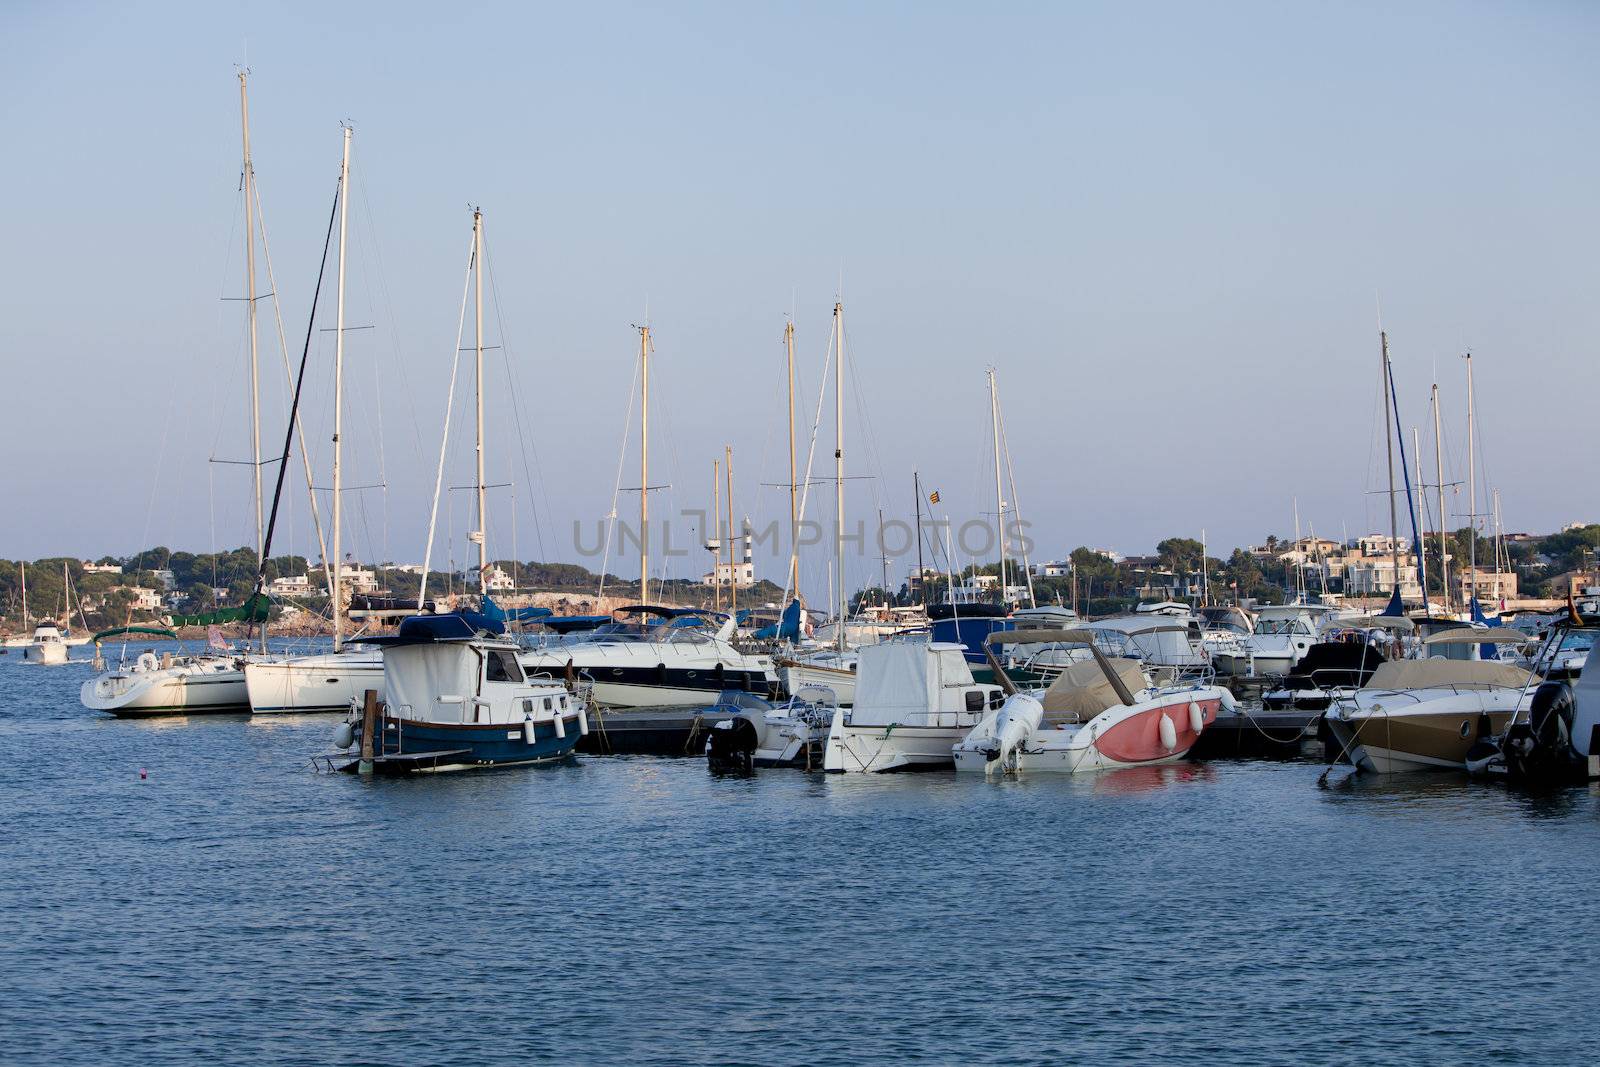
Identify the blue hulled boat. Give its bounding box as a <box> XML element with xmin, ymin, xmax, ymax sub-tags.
<box><xmin>334</xmin><ymin>614</ymin><xmax>588</xmax><ymax>774</ymax></box>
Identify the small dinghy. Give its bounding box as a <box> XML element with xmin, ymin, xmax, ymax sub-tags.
<box><xmin>704</xmin><ymin>685</ymin><xmax>839</xmax><ymax>773</ymax></box>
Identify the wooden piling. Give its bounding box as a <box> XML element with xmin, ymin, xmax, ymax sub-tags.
<box><xmin>358</xmin><ymin>689</ymin><xmax>378</xmax><ymax>775</ymax></box>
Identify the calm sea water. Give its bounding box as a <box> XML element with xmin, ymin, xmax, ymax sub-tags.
<box><xmin>4</xmin><ymin>650</ymin><xmax>1598</xmax><ymax>1066</ymax></box>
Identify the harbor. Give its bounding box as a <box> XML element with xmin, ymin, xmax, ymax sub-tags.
<box><xmin>6</xmin><ymin>2</ymin><xmax>1600</xmax><ymax>1064</ymax></box>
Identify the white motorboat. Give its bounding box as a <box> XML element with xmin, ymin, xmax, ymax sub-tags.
<box><xmin>1469</xmin><ymin>625</ymin><xmax>1600</xmax><ymax>784</ymax></box>
<box><xmin>822</xmin><ymin>637</ymin><xmax>1005</xmax><ymax>773</ymax></box>
<box><xmin>1213</xmin><ymin>603</ymin><xmax>1341</xmax><ymax>677</ymax></box>
<box><xmin>520</xmin><ymin>606</ymin><xmax>776</xmax><ymax>709</ymax></box>
<box><xmin>1324</xmin><ymin>628</ymin><xmax>1537</xmax><ymax>773</ymax></box>
<box><xmin>244</xmin><ymin>646</ymin><xmax>385</xmax><ymax>714</ymax></box>
<box><xmin>80</xmin><ymin>628</ymin><xmax>250</xmax><ymax>717</ymax></box>
<box><xmin>705</xmin><ymin>686</ymin><xmax>839</xmax><ymax>771</ymax></box>
<box><xmin>23</xmin><ymin>623</ymin><xmax>69</xmax><ymax>665</ymax></box>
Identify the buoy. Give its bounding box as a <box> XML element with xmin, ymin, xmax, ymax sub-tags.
<box><xmin>1159</xmin><ymin>713</ymin><xmax>1177</xmax><ymax>752</ymax></box>
<box><xmin>1188</xmin><ymin>700</ymin><xmax>1204</xmax><ymax>734</ymax></box>
<box><xmin>139</xmin><ymin>768</ymin><xmax>147</xmax><ymax>780</ymax></box>
<box><xmin>332</xmin><ymin>722</ymin><xmax>355</xmax><ymax>749</ymax></box>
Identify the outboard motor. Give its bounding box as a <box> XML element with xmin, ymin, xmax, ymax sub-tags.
<box><xmin>1499</xmin><ymin>681</ymin><xmax>1584</xmax><ymax>785</ymax></box>
<box><xmin>706</xmin><ymin>715</ymin><xmax>761</xmax><ymax>775</ymax></box>
<box><xmin>983</xmin><ymin>693</ymin><xmax>1044</xmax><ymax>774</ymax></box>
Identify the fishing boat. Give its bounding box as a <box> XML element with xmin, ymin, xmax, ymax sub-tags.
<box><xmin>952</xmin><ymin>629</ymin><xmax>1233</xmax><ymax>775</ymax></box>
<box><xmin>1323</xmin><ymin>627</ymin><xmax>1536</xmax><ymax>773</ymax></box>
<box><xmin>821</xmin><ymin>637</ymin><xmax>1005</xmax><ymax>773</ymax></box>
<box><xmin>80</xmin><ymin>627</ymin><xmax>251</xmax><ymax>716</ymax></box>
<box><xmin>331</xmin><ymin>613</ymin><xmax>586</xmax><ymax>773</ymax></box>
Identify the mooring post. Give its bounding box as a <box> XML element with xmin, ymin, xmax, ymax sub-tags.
<box><xmin>358</xmin><ymin>689</ymin><xmax>378</xmax><ymax>775</ymax></box>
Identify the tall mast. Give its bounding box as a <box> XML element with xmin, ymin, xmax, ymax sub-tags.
<box><xmin>473</xmin><ymin>208</ymin><xmax>487</xmax><ymax>597</ymax></box>
<box><xmin>239</xmin><ymin>72</ymin><xmax>263</xmax><ymax>602</ymax></box>
<box><xmin>833</xmin><ymin>301</ymin><xmax>845</xmax><ymax>652</ymax></box>
<box><xmin>1431</xmin><ymin>382</ymin><xmax>1451</xmax><ymax>613</ymax></box>
<box><xmin>913</xmin><ymin>471</ymin><xmax>926</xmax><ymax>609</ymax></box>
<box><xmin>710</xmin><ymin>458</ymin><xmax>721</xmax><ymax>613</ymax></box>
<box><xmin>330</xmin><ymin>125</ymin><xmax>351</xmax><ymax>652</ymax></box>
<box><xmin>1380</xmin><ymin>331</ymin><xmax>1399</xmax><ymax>606</ymax></box>
<box><xmin>1465</xmin><ymin>351</ymin><xmax>1478</xmax><ymax>606</ymax></box>
<box><xmin>989</xmin><ymin>367</ymin><xmax>1007</xmax><ymax>604</ymax></box>
<box><xmin>725</xmin><ymin>444</ymin><xmax>736</xmax><ymax>618</ymax></box>
<box><xmin>785</xmin><ymin>320</ymin><xmax>799</xmax><ymax>595</ymax></box>
<box><xmin>19</xmin><ymin>561</ymin><xmax>26</xmax><ymax>625</ymax></box>
<box><xmin>637</xmin><ymin>325</ymin><xmax>651</xmax><ymax>599</ymax></box>
<box><xmin>1412</xmin><ymin>427</ymin><xmax>1429</xmax><ymax>609</ymax></box>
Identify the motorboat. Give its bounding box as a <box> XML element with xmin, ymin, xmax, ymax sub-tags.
<box><xmin>80</xmin><ymin>627</ymin><xmax>250</xmax><ymax>717</ymax></box>
<box><xmin>704</xmin><ymin>685</ymin><xmax>840</xmax><ymax>772</ymax></box>
<box><xmin>1197</xmin><ymin>605</ymin><xmax>1254</xmax><ymax>666</ymax></box>
<box><xmin>952</xmin><ymin>629</ymin><xmax>1233</xmax><ymax>775</ymax></box>
<box><xmin>329</xmin><ymin>613</ymin><xmax>586</xmax><ymax>773</ymax></box>
<box><xmin>244</xmin><ymin>644</ymin><xmax>385</xmax><ymax>714</ymax></box>
<box><xmin>1323</xmin><ymin>627</ymin><xmax>1537</xmax><ymax>773</ymax></box>
<box><xmin>1261</xmin><ymin>621</ymin><xmax>1398</xmax><ymax>711</ymax></box>
<box><xmin>775</xmin><ymin>648</ymin><xmax>858</xmax><ymax>706</ymax></box>
<box><xmin>23</xmin><ymin>623</ymin><xmax>68</xmax><ymax>665</ymax></box>
<box><xmin>519</xmin><ymin>605</ymin><xmax>777</xmax><ymax>709</ymax></box>
<box><xmin>822</xmin><ymin>637</ymin><xmax>1005</xmax><ymax>773</ymax></box>
<box><xmin>1213</xmin><ymin>602</ymin><xmax>1341</xmax><ymax>677</ymax></box>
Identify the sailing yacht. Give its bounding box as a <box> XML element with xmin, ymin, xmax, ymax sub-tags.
<box><xmin>246</xmin><ymin>124</ymin><xmax>385</xmax><ymax>715</ymax></box>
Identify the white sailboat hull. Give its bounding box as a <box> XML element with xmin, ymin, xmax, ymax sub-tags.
<box><xmin>244</xmin><ymin>651</ymin><xmax>385</xmax><ymax>714</ymax></box>
<box><xmin>81</xmin><ymin>659</ymin><xmax>250</xmax><ymax>716</ymax></box>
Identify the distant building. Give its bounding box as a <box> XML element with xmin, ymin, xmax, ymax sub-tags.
<box><xmin>129</xmin><ymin>587</ymin><xmax>163</xmax><ymax>612</ymax></box>
<box><xmin>1457</xmin><ymin>567</ymin><xmax>1517</xmax><ymax>602</ymax></box>
<box><xmin>81</xmin><ymin>560</ymin><xmax>121</xmax><ymax>575</ymax></box>
<box><xmin>485</xmin><ymin>566</ymin><xmax>517</xmax><ymax>593</ymax></box>
<box><xmin>151</xmin><ymin>569</ymin><xmax>176</xmax><ymax>591</ymax></box>
<box><xmin>1032</xmin><ymin>560</ymin><xmax>1071</xmax><ymax>578</ymax></box>
<box><xmin>268</xmin><ymin>574</ymin><xmax>312</xmax><ymax>597</ymax></box>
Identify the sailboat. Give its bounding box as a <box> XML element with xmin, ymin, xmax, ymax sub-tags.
<box><xmin>81</xmin><ymin>73</ymin><xmax>276</xmax><ymax>716</ymax></box>
<box><xmin>329</xmin><ymin>208</ymin><xmax>586</xmax><ymax>772</ymax></box>
<box><xmin>245</xmin><ymin>124</ymin><xmax>383</xmax><ymax>714</ymax></box>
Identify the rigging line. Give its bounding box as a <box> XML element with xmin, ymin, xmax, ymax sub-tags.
<box><xmin>253</xmin><ymin>177</ymin><xmax>333</xmax><ymax>598</ymax></box>
<box><xmin>997</xmin><ymin>391</ymin><xmax>1036</xmax><ymax>607</ymax></box>
<box><xmin>596</xmin><ymin>347</ymin><xmax>641</xmax><ymax>602</ymax></box>
<box><xmin>786</xmin><ymin>318</ymin><xmax>836</xmax><ymax>609</ymax></box>
<box><xmin>480</xmin><ymin>226</ymin><xmax>551</xmax><ymax>562</ymax></box>
<box><xmin>417</xmin><ymin>226</ymin><xmax>479</xmax><ymax>610</ymax></box>
<box><xmin>246</xmin><ymin>175</ymin><xmax>342</xmax><ymax>630</ymax></box>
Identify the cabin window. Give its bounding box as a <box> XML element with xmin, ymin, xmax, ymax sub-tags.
<box><xmin>965</xmin><ymin>691</ymin><xmax>985</xmax><ymax>712</ymax></box>
<box><xmin>543</xmin><ymin>697</ymin><xmax>553</xmax><ymax>711</ymax></box>
<box><xmin>486</xmin><ymin>650</ymin><xmax>524</xmax><ymax>683</ymax></box>
<box><xmin>988</xmin><ymin>690</ymin><xmax>1004</xmax><ymax>709</ymax></box>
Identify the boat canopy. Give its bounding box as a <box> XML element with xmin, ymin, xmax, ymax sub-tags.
<box><xmin>853</xmin><ymin>640</ymin><xmax>973</xmax><ymax>721</ymax></box>
<box><xmin>1039</xmin><ymin>656</ymin><xmax>1148</xmax><ymax>720</ymax></box>
<box><xmin>364</xmin><ymin>614</ymin><xmax>484</xmax><ymax>646</ymax></box>
<box><xmin>1332</xmin><ymin>615</ymin><xmax>1416</xmax><ymax>632</ymax></box>
<box><xmin>167</xmin><ymin>593</ymin><xmax>270</xmax><ymax>628</ymax></box>
<box><xmin>1364</xmin><ymin>659</ymin><xmax>1535</xmax><ymax>691</ymax></box>
<box><xmin>614</xmin><ymin>604</ymin><xmax>713</xmax><ymax>619</ymax></box>
<box><xmin>1422</xmin><ymin>627</ymin><xmax>1532</xmax><ymax>646</ymax></box>
<box><xmin>986</xmin><ymin>628</ymin><xmax>1099</xmax><ymax>647</ymax></box>
<box><xmin>92</xmin><ymin>625</ymin><xmax>179</xmax><ymax>644</ymax></box>
<box><xmin>751</xmin><ymin>599</ymin><xmax>803</xmax><ymax>641</ymax></box>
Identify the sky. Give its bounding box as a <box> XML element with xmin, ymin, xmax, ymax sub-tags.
<box><xmin>2</xmin><ymin>0</ymin><xmax>1596</xmax><ymax>606</ymax></box>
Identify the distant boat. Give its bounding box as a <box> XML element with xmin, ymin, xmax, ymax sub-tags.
<box><xmin>24</xmin><ymin>623</ymin><xmax>68</xmax><ymax>665</ymax></box>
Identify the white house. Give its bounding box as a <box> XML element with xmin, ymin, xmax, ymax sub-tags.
<box><xmin>268</xmin><ymin>574</ymin><xmax>312</xmax><ymax>597</ymax></box>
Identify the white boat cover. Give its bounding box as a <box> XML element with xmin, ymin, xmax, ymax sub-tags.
<box><xmin>851</xmin><ymin>641</ymin><xmax>971</xmax><ymax>725</ymax></box>
<box><xmin>385</xmin><ymin>643</ymin><xmax>477</xmax><ymax>722</ymax></box>
<box><xmin>1363</xmin><ymin>659</ymin><xmax>1535</xmax><ymax>692</ymax></box>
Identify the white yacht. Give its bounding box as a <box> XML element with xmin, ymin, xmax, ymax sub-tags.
<box><xmin>1212</xmin><ymin>602</ymin><xmax>1341</xmax><ymax>677</ymax></box>
<box><xmin>822</xmin><ymin>638</ymin><xmax>1005</xmax><ymax>773</ymax></box>
<box><xmin>244</xmin><ymin>645</ymin><xmax>385</xmax><ymax>714</ymax></box>
<box><xmin>519</xmin><ymin>606</ymin><xmax>777</xmax><ymax>709</ymax></box>
<box><xmin>23</xmin><ymin>623</ymin><xmax>69</xmax><ymax>665</ymax></box>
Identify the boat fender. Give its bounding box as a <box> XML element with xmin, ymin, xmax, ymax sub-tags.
<box><xmin>524</xmin><ymin>718</ymin><xmax>539</xmax><ymax>744</ymax></box>
<box><xmin>1188</xmin><ymin>700</ymin><xmax>1204</xmax><ymax>734</ymax></box>
<box><xmin>1159</xmin><ymin>712</ymin><xmax>1177</xmax><ymax>752</ymax></box>
<box><xmin>551</xmin><ymin>711</ymin><xmax>565</xmax><ymax>739</ymax></box>
<box><xmin>1218</xmin><ymin>688</ymin><xmax>1238</xmax><ymax>714</ymax></box>
<box><xmin>577</xmin><ymin>707</ymin><xmax>589</xmax><ymax>735</ymax></box>
<box><xmin>332</xmin><ymin>722</ymin><xmax>355</xmax><ymax>749</ymax></box>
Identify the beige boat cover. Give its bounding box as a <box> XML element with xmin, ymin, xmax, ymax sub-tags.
<box><xmin>1364</xmin><ymin>659</ymin><xmax>1536</xmax><ymax>691</ymax></box>
<box><xmin>1421</xmin><ymin>627</ymin><xmax>1532</xmax><ymax>646</ymax></box>
<box><xmin>1039</xmin><ymin>657</ymin><xmax>1148</xmax><ymax>720</ymax></box>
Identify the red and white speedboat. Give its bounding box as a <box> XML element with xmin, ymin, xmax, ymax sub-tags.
<box><xmin>953</xmin><ymin>629</ymin><xmax>1233</xmax><ymax>774</ymax></box>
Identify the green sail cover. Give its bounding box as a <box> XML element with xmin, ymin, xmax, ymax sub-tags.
<box><xmin>166</xmin><ymin>593</ymin><xmax>271</xmax><ymax>628</ymax></box>
<box><xmin>93</xmin><ymin>626</ymin><xmax>179</xmax><ymax>644</ymax></box>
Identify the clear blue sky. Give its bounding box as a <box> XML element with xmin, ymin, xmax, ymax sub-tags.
<box><xmin>2</xmin><ymin>1</ymin><xmax>1596</xmax><ymax>603</ymax></box>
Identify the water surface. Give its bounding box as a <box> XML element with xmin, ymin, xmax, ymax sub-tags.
<box><xmin>3</xmin><ymin>655</ymin><xmax>1597</xmax><ymax>1065</ymax></box>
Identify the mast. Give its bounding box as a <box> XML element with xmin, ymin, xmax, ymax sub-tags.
<box><xmin>913</xmin><ymin>471</ymin><xmax>926</xmax><ymax>609</ymax></box>
<box><xmin>989</xmin><ymin>367</ymin><xmax>1007</xmax><ymax>604</ymax></box>
<box><xmin>637</xmin><ymin>325</ymin><xmax>651</xmax><ymax>600</ymax></box>
<box><xmin>330</xmin><ymin>125</ymin><xmax>351</xmax><ymax>652</ymax></box>
<box><xmin>710</xmin><ymin>458</ymin><xmax>721</xmax><ymax>613</ymax></box>
<box><xmin>1412</xmin><ymin>427</ymin><xmax>1429</xmax><ymax>610</ymax></box>
<box><xmin>1465</xmin><ymin>351</ymin><xmax>1478</xmax><ymax>606</ymax></box>
<box><xmin>1380</xmin><ymin>331</ymin><xmax>1400</xmax><ymax>606</ymax></box>
<box><xmin>833</xmin><ymin>301</ymin><xmax>845</xmax><ymax>653</ymax></box>
<box><xmin>785</xmin><ymin>320</ymin><xmax>799</xmax><ymax>595</ymax></box>
<box><xmin>20</xmin><ymin>560</ymin><xmax>26</xmax><ymax>625</ymax></box>
<box><xmin>239</xmin><ymin>72</ymin><xmax>264</xmax><ymax>599</ymax></box>
<box><xmin>725</xmin><ymin>444</ymin><xmax>736</xmax><ymax>617</ymax></box>
<box><xmin>473</xmin><ymin>208</ymin><xmax>487</xmax><ymax>597</ymax></box>
<box><xmin>1431</xmin><ymin>382</ymin><xmax>1451</xmax><ymax>613</ymax></box>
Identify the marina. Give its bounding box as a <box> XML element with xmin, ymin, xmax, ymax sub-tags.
<box><xmin>5</xmin><ymin>3</ymin><xmax>1599</xmax><ymax>1063</ymax></box>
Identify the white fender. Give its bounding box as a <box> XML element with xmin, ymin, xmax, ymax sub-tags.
<box><xmin>1188</xmin><ymin>700</ymin><xmax>1204</xmax><ymax>734</ymax></box>
<box><xmin>332</xmin><ymin>722</ymin><xmax>355</xmax><ymax>749</ymax></box>
<box><xmin>577</xmin><ymin>706</ymin><xmax>589</xmax><ymax>736</ymax></box>
<box><xmin>1159</xmin><ymin>712</ymin><xmax>1178</xmax><ymax>752</ymax></box>
<box><xmin>524</xmin><ymin>718</ymin><xmax>538</xmax><ymax>743</ymax></box>
<box><xmin>1218</xmin><ymin>687</ymin><xmax>1238</xmax><ymax>714</ymax></box>
<box><xmin>551</xmin><ymin>709</ymin><xmax>565</xmax><ymax>739</ymax></box>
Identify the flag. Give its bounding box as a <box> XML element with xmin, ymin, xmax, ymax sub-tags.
<box><xmin>207</xmin><ymin>625</ymin><xmax>227</xmax><ymax>651</ymax></box>
<box><xmin>928</xmin><ymin>490</ymin><xmax>941</xmax><ymax>505</ymax></box>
